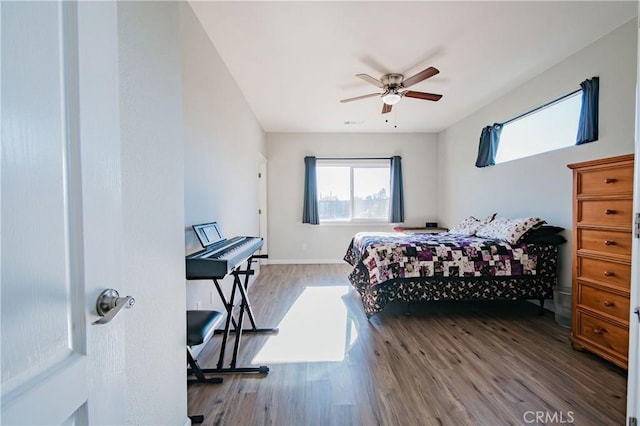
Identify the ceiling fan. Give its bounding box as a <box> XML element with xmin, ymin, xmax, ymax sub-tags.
<box><xmin>340</xmin><ymin>66</ymin><xmax>442</xmax><ymax>114</ymax></box>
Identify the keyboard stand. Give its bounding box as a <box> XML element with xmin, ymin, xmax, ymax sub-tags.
<box><xmin>207</xmin><ymin>254</ymin><xmax>278</xmax><ymax>375</ymax></box>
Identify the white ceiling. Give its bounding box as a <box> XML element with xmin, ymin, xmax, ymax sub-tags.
<box><xmin>190</xmin><ymin>1</ymin><xmax>637</xmax><ymax>133</ymax></box>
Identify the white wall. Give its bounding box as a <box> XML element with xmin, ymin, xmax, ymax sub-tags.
<box><xmin>266</xmin><ymin>132</ymin><xmax>438</xmax><ymax>262</ymax></box>
<box><xmin>117</xmin><ymin>2</ymin><xmax>186</xmax><ymax>424</ymax></box>
<box><xmin>181</xmin><ymin>4</ymin><xmax>267</xmax><ymax>313</ymax></box>
<box><xmin>438</xmin><ymin>19</ymin><xmax>637</xmax><ymax>290</ymax></box>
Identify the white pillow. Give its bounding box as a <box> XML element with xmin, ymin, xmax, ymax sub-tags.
<box><xmin>476</xmin><ymin>217</ymin><xmax>546</xmax><ymax>244</ymax></box>
<box><xmin>448</xmin><ymin>214</ymin><xmax>496</xmax><ymax>236</ymax></box>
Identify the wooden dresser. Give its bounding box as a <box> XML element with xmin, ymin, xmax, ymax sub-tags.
<box><xmin>568</xmin><ymin>153</ymin><xmax>634</xmax><ymax>369</ymax></box>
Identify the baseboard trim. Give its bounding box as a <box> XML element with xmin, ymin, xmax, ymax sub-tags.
<box><xmin>268</xmin><ymin>259</ymin><xmax>344</xmax><ymax>265</ymax></box>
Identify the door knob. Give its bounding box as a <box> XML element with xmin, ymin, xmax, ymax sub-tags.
<box><xmin>92</xmin><ymin>289</ymin><xmax>135</xmax><ymax>325</ymax></box>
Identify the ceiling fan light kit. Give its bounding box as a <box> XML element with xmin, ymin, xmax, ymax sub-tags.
<box><xmin>382</xmin><ymin>92</ymin><xmax>401</xmax><ymax>105</ymax></box>
<box><xmin>340</xmin><ymin>66</ymin><xmax>442</xmax><ymax>114</ymax></box>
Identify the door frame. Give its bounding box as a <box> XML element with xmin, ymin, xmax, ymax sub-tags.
<box><xmin>258</xmin><ymin>153</ymin><xmax>269</xmax><ymax>265</ymax></box>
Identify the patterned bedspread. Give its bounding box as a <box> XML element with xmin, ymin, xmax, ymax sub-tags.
<box><xmin>344</xmin><ymin>232</ymin><xmax>540</xmax><ymax>287</ymax></box>
<box><xmin>344</xmin><ymin>232</ymin><xmax>559</xmax><ymax>317</ymax></box>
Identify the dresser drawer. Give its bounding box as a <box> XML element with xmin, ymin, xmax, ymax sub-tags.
<box><xmin>577</xmin><ymin>228</ymin><xmax>632</xmax><ymax>258</ymax></box>
<box><xmin>578</xmin><ymin>284</ymin><xmax>630</xmax><ymax>322</ymax></box>
<box><xmin>570</xmin><ymin>155</ymin><xmax>633</xmax><ymax>370</ymax></box>
<box><xmin>576</xmin><ymin>311</ymin><xmax>629</xmax><ymax>356</ymax></box>
<box><xmin>576</xmin><ymin>164</ymin><xmax>634</xmax><ymax>196</ymax></box>
<box><xmin>578</xmin><ymin>257</ymin><xmax>630</xmax><ymax>289</ymax></box>
<box><xmin>578</xmin><ymin>199</ymin><xmax>633</xmax><ymax>228</ymax></box>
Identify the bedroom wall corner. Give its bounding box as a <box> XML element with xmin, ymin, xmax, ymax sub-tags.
<box><xmin>436</xmin><ymin>19</ymin><xmax>637</xmax><ymax>292</ymax></box>
<box><xmin>180</xmin><ymin>3</ymin><xmax>267</xmax><ymax>313</ymax></box>
<box><xmin>266</xmin><ymin>132</ymin><xmax>438</xmax><ymax>262</ymax></box>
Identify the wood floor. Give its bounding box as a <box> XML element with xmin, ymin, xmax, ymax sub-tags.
<box><xmin>188</xmin><ymin>264</ymin><xmax>627</xmax><ymax>426</ymax></box>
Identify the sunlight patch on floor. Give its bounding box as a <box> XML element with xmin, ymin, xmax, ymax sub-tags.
<box><xmin>252</xmin><ymin>285</ymin><xmax>357</xmax><ymax>363</ymax></box>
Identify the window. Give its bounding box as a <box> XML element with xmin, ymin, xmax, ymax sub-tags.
<box><xmin>316</xmin><ymin>160</ymin><xmax>390</xmax><ymax>222</ymax></box>
<box><xmin>495</xmin><ymin>91</ymin><xmax>582</xmax><ymax>164</ymax></box>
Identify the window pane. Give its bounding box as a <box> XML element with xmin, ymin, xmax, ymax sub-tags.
<box><xmin>353</xmin><ymin>167</ymin><xmax>389</xmax><ymax>219</ymax></box>
<box><xmin>317</xmin><ymin>166</ymin><xmax>350</xmax><ymax>220</ymax></box>
<box><xmin>496</xmin><ymin>92</ymin><xmax>581</xmax><ymax>163</ymax></box>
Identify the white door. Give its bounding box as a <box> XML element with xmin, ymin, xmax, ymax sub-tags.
<box><xmin>2</xmin><ymin>2</ymin><xmax>126</xmax><ymax>424</ymax></box>
<box><xmin>627</xmin><ymin>13</ymin><xmax>640</xmax><ymax>425</ymax></box>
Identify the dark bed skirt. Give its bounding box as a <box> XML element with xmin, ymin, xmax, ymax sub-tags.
<box><xmin>348</xmin><ymin>271</ymin><xmax>556</xmax><ymax>318</ymax></box>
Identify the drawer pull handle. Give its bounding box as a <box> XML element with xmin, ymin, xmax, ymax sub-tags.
<box><xmin>604</xmin><ymin>178</ymin><xmax>617</xmax><ymax>184</ymax></box>
<box><xmin>604</xmin><ymin>271</ymin><xmax>615</xmax><ymax>277</ymax></box>
<box><xmin>604</xmin><ymin>209</ymin><xmax>616</xmax><ymax>215</ymax></box>
<box><xmin>603</xmin><ymin>301</ymin><xmax>615</xmax><ymax>307</ymax></box>
<box><xmin>592</xmin><ymin>327</ymin><xmax>606</xmax><ymax>335</ymax></box>
<box><xmin>604</xmin><ymin>240</ymin><xmax>616</xmax><ymax>246</ymax></box>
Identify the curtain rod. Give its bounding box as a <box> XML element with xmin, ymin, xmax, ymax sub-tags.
<box><xmin>314</xmin><ymin>156</ymin><xmax>398</xmax><ymax>160</ymax></box>
<box><xmin>499</xmin><ymin>87</ymin><xmax>582</xmax><ymax>127</ymax></box>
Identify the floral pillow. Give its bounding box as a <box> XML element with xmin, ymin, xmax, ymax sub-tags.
<box><xmin>476</xmin><ymin>217</ymin><xmax>547</xmax><ymax>244</ymax></box>
<box><xmin>448</xmin><ymin>214</ymin><xmax>496</xmax><ymax>236</ymax></box>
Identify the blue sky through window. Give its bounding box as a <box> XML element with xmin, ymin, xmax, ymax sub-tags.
<box><xmin>496</xmin><ymin>92</ymin><xmax>582</xmax><ymax>163</ymax></box>
<box><xmin>316</xmin><ymin>161</ymin><xmax>390</xmax><ymax>221</ymax></box>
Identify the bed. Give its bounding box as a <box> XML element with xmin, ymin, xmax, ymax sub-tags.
<box><xmin>344</xmin><ymin>230</ymin><xmax>560</xmax><ymax>317</ymax></box>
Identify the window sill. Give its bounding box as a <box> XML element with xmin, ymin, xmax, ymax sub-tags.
<box><xmin>317</xmin><ymin>221</ymin><xmax>397</xmax><ymax>227</ymax></box>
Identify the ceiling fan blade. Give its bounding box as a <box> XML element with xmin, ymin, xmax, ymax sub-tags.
<box><xmin>382</xmin><ymin>103</ymin><xmax>392</xmax><ymax>114</ymax></box>
<box><xmin>402</xmin><ymin>66</ymin><xmax>439</xmax><ymax>88</ymax></box>
<box><xmin>356</xmin><ymin>73</ymin><xmax>384</xmax><ymax>88</ymax></box>
<box><xmin>404</xmin><ymin>91</ymin><xmax>443</xmax><ymax>101</ymax></box>
<box><xmin>340</xmin><ymin>93</ymin><xmax>381</xmax><ymax>103</ymax></box>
